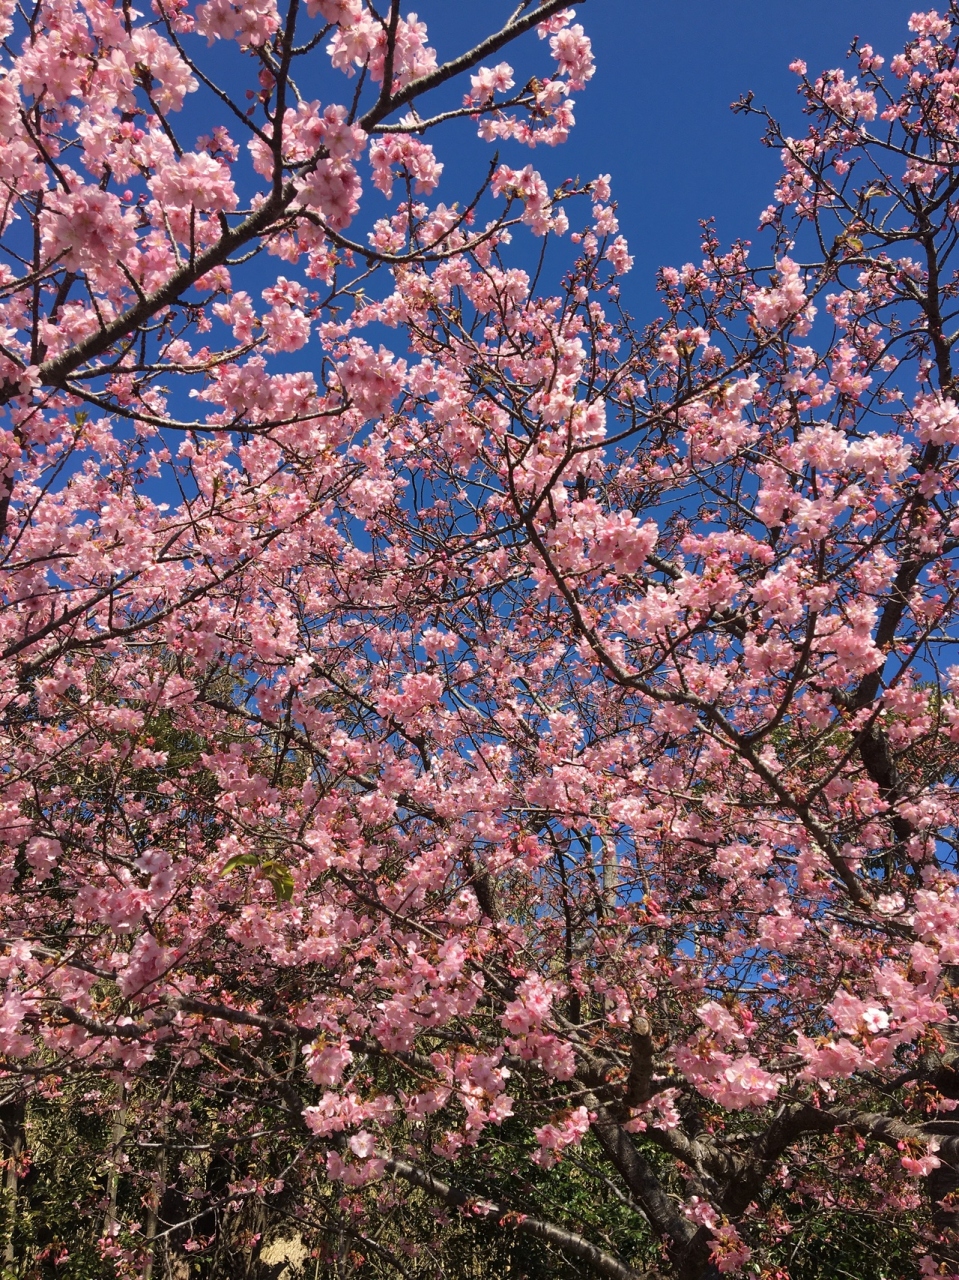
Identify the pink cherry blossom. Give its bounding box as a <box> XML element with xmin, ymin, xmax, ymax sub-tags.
<box><xmin>0</xmin><ymin>4</ymin><xmax>959</xmax><ymax>1277</ymax></box>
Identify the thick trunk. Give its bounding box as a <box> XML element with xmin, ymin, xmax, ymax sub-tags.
<box><xmin>674</xmin><ymin>1227</ymin><xmax>722</xmax><ymax>1280</ymax></box>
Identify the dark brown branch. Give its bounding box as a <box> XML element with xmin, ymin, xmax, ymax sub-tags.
<box><xmin>384</xmin><ymin>1156</ymin><xmax>650</xmax><ymax>1280</ymax></box>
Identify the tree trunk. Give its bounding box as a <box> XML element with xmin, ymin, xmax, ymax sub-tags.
<box><xmin>141</xmin><ymin>1133</ymin><xmax>167</xmax><ymax>1280</ymax></box>
<box><xmin>925</xmin><ymin>965</ymin><xmax>959</xmax><ymax>1271</ymax></box>
<box><xmin>0</xmin><ymin>1096</ymin><xmax>25</xmax><ymax>1270</ymax></box>
<box><xmin>103</xmin><ymin>1087</ymin><xmax>129</xmax><ymax>1239</ymax></box>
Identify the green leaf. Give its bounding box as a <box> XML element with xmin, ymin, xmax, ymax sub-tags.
<box><xmin>221</xmin><ymin>853</ymin><xmax>260</xmax><ymax>875</ymax></box>
<box><xmin>261</xmin><ymin>860</ymin><xmax>295</xmax><ymax>902</ymax></box>
<box><xmin>222</xmin><ymin>853</ymin><xmax>294</xmax><ymax>901</ymax></box>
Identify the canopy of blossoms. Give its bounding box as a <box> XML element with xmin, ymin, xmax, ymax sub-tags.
<box><xmin>2</xmin><ymin>2</ymin><xmax>959</xmax><ymax>1279</ymax></box>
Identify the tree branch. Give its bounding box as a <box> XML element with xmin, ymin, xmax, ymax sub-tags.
<box><xmin>384</xmin><ymin>1157</ymin><xmax>651</xmax><ymax>1280</ymax></box>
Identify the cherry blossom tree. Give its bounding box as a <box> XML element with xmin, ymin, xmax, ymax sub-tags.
<box><xmin>4</xmin><ymin>1</ymin><xmax>959</xmax><ymax>1278</ymax></box>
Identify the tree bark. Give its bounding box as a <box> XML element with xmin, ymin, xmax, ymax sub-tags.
<box><xmin>0</xmin><ymin>1096</ymin><xmax>25</xmax><ymax>1269</ymax></box>
<box><xmin>103</xmin><ymin>1086</ymin><xmax>129</xmax><ymax>1239</ymax></box>
<box><xmin>925</xmin><ymin>966</ymin><xmax>959</xmax><ymax>1271</ymax></box>
<box><xmin>384</xmin><ymin>1156</ymin><xmax>651</xmax><ymax>1280</ymax></box>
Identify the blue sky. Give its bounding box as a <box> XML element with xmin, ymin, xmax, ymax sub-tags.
<box><xmin>157</xmin><ymin>2</ymin><xmax>924</xmax><ymax>316</ymax></box>
<box><xmin>416</xmin><ymin>1</ymin><xmax>921</xmax><ymax>309</ymax></box>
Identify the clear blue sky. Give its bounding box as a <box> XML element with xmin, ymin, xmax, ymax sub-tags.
<box><xmin>164</xmin><ymin>3</ymin><xmax>923</xmax><ymax>320</ymax></box>
<box><xmin>417</xmin><ymin>2</ymin><xmax>919</xmax><ymax>309</ymax></box>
